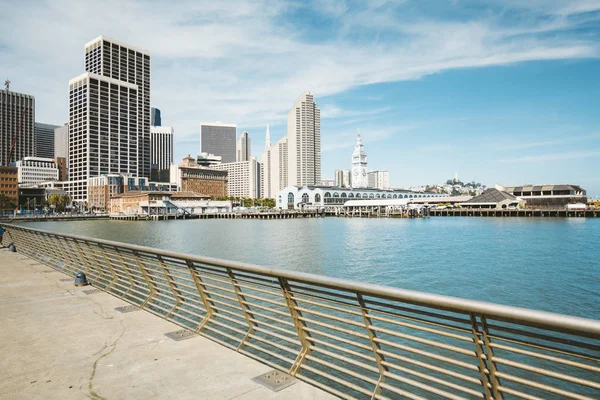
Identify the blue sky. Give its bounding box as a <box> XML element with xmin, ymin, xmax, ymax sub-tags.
<box><xmin>1</xmin><ymin>0</ymin><xmax>599</xmax><ymax>195</ymax></box>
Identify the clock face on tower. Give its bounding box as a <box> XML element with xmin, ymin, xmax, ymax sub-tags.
<box><xmin>362</xmin><ymin>168</ymin><xmax>366</xmax><ymax>177</ymax></box>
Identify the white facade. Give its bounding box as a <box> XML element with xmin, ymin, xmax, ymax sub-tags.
<box><xmin>368</xmin><ymin>170</ymin><xmax>389</xmax><ymax>190</ymax></box>
<box><xmin>334</xmin><ymin>169</ymin><xmax>351</xmax><ymax>188</ymax></box>
<box><xmin>236</xmin><ymin>131</ymin><xmax>251</xmax><ymax>162</ymax></box>
<box><xmin>287</xmin><ymin>91</ymin><xmax>321</xmax><ymax>187</ymax></box>
<box><xmin>351</xmin><ymin>132</ymin><xmax>368</xmax><ymax>188</ymax></box>
<box><xmin>261</xmin><ymin>133</ymin><xmax>288</xmax><ymax>200</ymax></box>
<box><xmin>211</xmin><ymin>157</ymin><xmax>260</xmax><ymax>198</ymax></box>
<box><xmin>54</xmin><ymin>123</ymin><xmax>69</xmax><ymax>160</ymax></box>
<box><xmin>320</xmin><ymin>178</ymin><xmax>335</xmax><ymax>186</ymax></box>
<box><xmin>15</xmin><ymin>157</ymin><xmax>59</xmax><ymax>185</ymax></box>
<box><xmin>150</xmin><ymin>126</ymin><xmax>174</xmax><ymax>170</ymax></box>
<box><xmin>276</xmin><ymin>186</ymin><xmax>448</xmax><ymax>210</ymax></box>
<box><xmin>68</xmin><ymin>72</ymin><xmax>139</xmax><ymax>202</ymax></box>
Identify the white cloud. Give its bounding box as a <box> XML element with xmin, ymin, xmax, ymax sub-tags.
<box><xmin>0</xmin><ymin>0</ymin><xmax>598</xmax><ymax>162</ymax></box>
<box><xmin>499</xmin><ymin>151</ymin><xmax>600</xmax><ymax>163</ymax></box>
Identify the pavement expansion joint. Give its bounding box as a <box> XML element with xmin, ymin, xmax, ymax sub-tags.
<box><xmin>59</xmin><ymin>278</ymin><xmax>73</xmax><ymax>282</ymax></box>
<box><xmin>82</xmin><ymin>289</ymin><xmax>101</xmax><ymax>295</ymax></box>
<box><xmin>252</xmin><ymin>369</ymin><xmax>297</xmax><ymax>392</ymax></box>
<box><xmin>164</xmin><ymin>329</ymin><xmax>197</xmax><ymax>341</ymax></box>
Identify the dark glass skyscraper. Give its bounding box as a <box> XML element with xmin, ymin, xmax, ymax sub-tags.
<box><xmin>200</xmin><ymin>122</ymin><xmax>236</xmax><ymax>163</ymax></box>
<box><xmin>34</xmin><ymin>122</ymin><xmax>59</xmax><ymax>159</ymax></box>
<box><xmin>151</xmin><ymin>107</ymin><xmax>161</xmax><ymax>126</ymax></box>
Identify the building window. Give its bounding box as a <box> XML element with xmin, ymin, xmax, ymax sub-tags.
<box><xmin>341</xmin><ymin>193</ymin><xmax>347</xmax><ymax>198</ymax></box>
<box><xmin>315</xmin><ymin>194</ymin><xmax>321</xmax><ymax>202</ymax></box>
<box><xmin>333</xmin><ymin>193</ymin><xmax>340</xmax><ymax>198</ymax></box>
<box><xmin>288</xmin><ymin>193</ymin><xmax>294</xmax><ymax>204</ymax></box>
<box><xmin>324</xmin><ymin>192</ymin><xmax>331</xmax><ymax>198</ymax></box>
<box><xmin>302</xmin><ymin>193</ymin><xmax>309</xmax><ymax>203</ymax></box>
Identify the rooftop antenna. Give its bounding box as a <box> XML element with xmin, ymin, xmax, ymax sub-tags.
<box><xmin>4</xmin><ymin>78</ymin><xmax>10</xmax><ymax>91</ymax></box>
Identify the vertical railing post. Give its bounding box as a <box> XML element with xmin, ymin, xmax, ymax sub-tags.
<box><xmin>73</xmin><ymin>238</ymin><xmax>92</xmax><ymax>277</ymax></box>
<box><xmin>157</xmin><ymin>255</ymin><xmax>182</xmax><ymax>318</ymax></box>
<box><xmin>481</xmin><ymin>316</ymin><xmax>504</xmax><ymax>399</ymax></box>
<box><xmin>97</xmin><ymin>243</ymin><xmax>120</xmax><ymax>293</ymax></box>
<box><xmin>113</xmin><ymin>247</ymin><xmax>138</xmax><ymax>300</ymax></box>
<box><xmin>279</xmin><ymin>277</ymin><xmax>312</xmax><ymax>376</ymax></box>
<box><xmin>227</xmin><ymin>268</ymin><xmax>257</xmax><ymax>351</ymax></box>
<box><xmin>133</xmin><ymin>250</ymin><xmax>157</xmax><ymax>308</ymax></box>
<box><xmin>470</xmin><ymin>313</ymin><xmax>493</xmax><ymax>400</ymax></box>
<box><xmin>357</xmin><ymin>293</ymin><xmax>388</xmax><ymax>399</ymax></box>
<box><xmin>186</xmin><ymin>260</ymin><xmax>215</xmax><ymax>333</ymax></box>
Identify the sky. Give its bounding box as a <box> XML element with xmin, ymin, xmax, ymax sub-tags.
<box><xmin>1</xmin><ymin>0</ymin><xmax>600</xmax><ymax>195</ymax></box>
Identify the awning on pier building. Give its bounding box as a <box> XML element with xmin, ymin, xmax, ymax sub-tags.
<box><xmin>460</xmin><ymin>188</ymin><xmax>524</xmax><ymax>209</ymax></box>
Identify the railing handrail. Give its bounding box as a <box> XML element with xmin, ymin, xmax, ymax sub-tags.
<box><xmin>4</xmin><ymin>222</ymin><xmax>599</xmax><ymax>336</ymax></box>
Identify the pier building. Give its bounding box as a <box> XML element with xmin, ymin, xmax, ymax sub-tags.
<box><xmin>496</xmin><ymin>184</ymin><xmax>587</xmax><ymax>207</ymax></box>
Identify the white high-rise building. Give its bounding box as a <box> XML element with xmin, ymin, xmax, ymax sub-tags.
<box><xmin>150</xmin><ymin>126</ymin><xmax>174</xmax><ymax>170</ymax></box>
<box><xmin>368</xmin><ymin>170</ymin><xmax>389</xmax><ymax>190</ymax></box>
<box><xmin>68</xmin><ymin>72</ymin><xmax>140</xmax><ymax>201</ymax></box>
<box><xmin>261</xmin><ymin>126</ymin><xmax>289</xmax><ymax>199</ymax></box>
<box><xmin>84</xmin><ymin>36</ymin><xmax>151</xmax><ymax>178</ymax></box>
<box><xmin>287</xmin><ymin>91</ymin><xmax>321</xmax><ymax>187</ymax></box>
<box><xmin>351</xmin><ymin>131</ymin><xmax>368</xmax><ymax>188</ymax></box>
<box><xmin>54</xmin><ymin>123</ymin><xmax>69</xmax><ymax>159</ymax></box>
<box><xmin>236</xmin><ymin>131</ymin><xmax>251</xmax><ymax>162</ymax></box>
<box><xmin>211</xmin><ymin>156</ymin><xmax>260</xmax><ymax>199</ymax></box>
<box><xmin>334</xmin><ymin>169</ymin><xmax>351</xmax><ymax>188</ymax></box>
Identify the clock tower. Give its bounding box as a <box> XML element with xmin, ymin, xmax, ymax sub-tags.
<box><xmin>351</xmin><ymin>130</ymin><xmax>368</xmax><ymax>188</ymax></box>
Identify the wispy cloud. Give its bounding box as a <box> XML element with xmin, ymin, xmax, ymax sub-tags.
<box><xmin>496</xmin><ymin>133</ymin><xmax>600</xmax><ymax>150</ymax></box>
<box><xmin>0</xmin><ymin>0</ymin><xmax>598</xmax><ymax>162</ymax></box>
<box><xmin>499</xmin><ymin>151</ymin><xmax>600</xmax><ymax>163</ymax></box>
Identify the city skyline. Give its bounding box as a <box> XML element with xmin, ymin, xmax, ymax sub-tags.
<box><xmin>2</xmin><ymin>1</ymin><xmax>600</xmax><ymax>194</ymax></box>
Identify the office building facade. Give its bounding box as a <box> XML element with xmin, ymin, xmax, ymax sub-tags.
<box><xmin>334</xmin><ymin>169</ymin><xmax>351</xmax><ymax>188</ymax></box>
<box><xmin>287</xmin><ymin>91</ymin><xmax>321</xmax><ymax>187</ymax></box>
<box><xmin>212</xmin><ymin>157</ymin><xmax>260</xmax><ymax>199</ymax></box>
<box><xmin>150</xmin><ymin>126</ymin><xmax>173</xmax><ymax>170</ymax></box>
<box><xmin>368</xmin><ymin>170</ymin><xmax>389</xmax><ymax>190</ymax></box>
<box><xmin>34</xmin><ymin>122</ymin><xmax>58</xmax><ymax>159</ymax></box>
<box><xmin>200</xmin><ymin>122</ymin><xmax>236</xmax><ymax>163</ymax></box>
<box><xmin>1</xmin><ymin>89</ymin><xmax>35</xmax><ymax>166</ymax></box>
<box><xmin>68</xmin><ymin>72</ymin><xmax>139</xmax><ymax>201</ymax></box>
<box><xmin>15</xmin><ymin>157</ymin><xmax>59</xmax><ymax>185</ymax></box>
<box><xmin>0</xmin><ymin>166</ymin><xmax>18</xmax><ymax>206</ymax></box>
<box><xmin>54</xmin><ymin>123</ymin><xmax>69</xmax><ymax>159</ymax></box>
<box><xmin>151</xmin><ymin>107</ymin><xmax>161</xmax><ymax>126</ymax></box>
<box><xmin>170</xmin><ymin>155</ymin><xmax>228</xmax><ymax>198</ymax></box>
<box><xmin>84</xmin><ymin>36</ymin><xmax>151</xmax><ymax>178</ymax></box>
<box><xmin>236</xmin><ymin>131</ymin><xmax>251</xmax><ymax>162</ymax></box>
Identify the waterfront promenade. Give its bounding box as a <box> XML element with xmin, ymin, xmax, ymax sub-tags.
<box><xmin>0</xmin><ymin>248</ymin><xmax>334</xmax><ymax>400</ymax></box>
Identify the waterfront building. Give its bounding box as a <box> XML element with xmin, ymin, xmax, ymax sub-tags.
<box><xmin>200</xmin><ymin>122</ymin><xmax>236</xmax><ymax>163</ymax></box>
<box><xmin>0</xmin><ymin>166</ymin><xmax>18</xmax><ymax>207</ymax></box>
<box><xmin>34</xmin><ymin>122</ymin><xmax>58</xmax><ymax>159</ymax></box>
<box><xmin>236</xmin><ymin>131</ymin><xmax>251</xmax><ymax>162</ymax></box>
<box><xmin>197</xmin><ymin>152</ymin><xmax>222</xmax><ymax>167</ymax></box>
<box><xmin>334</xmin><ymin>169</ymin><xmax>351</xmax><ymax>188</ymax></box>
<box><xmin>368</xmin><ymin>170</ymin><xmax>389</xmax><ymax>190</ymax></box>
<box><xmin>151</xmin><ymin>107</ymin><xmax>161</xmax><ymax>126</ymax></box>
<box><xmin>150</xmin><ymin>126</ymin><xmax>174</xmax><ymax>170</ymax></box>
<box><xmin>261</xmin><ymin>133</ymin><xmax>288</xmax><ymax>200</ymax></box>
<box><xmin>277</xmin><ymin>186</ymin><xmax>447</xmax><ymax>210</ymax></box>
<box><xmin>460</xmin><ymin>188</ymin><xmax>524</xmax><ymax>209</ymax></box>
<box><xmin>351</xmin><ymin>132</ymin><xmax>368</xmax><ymax>188</ymax></box>
<box><xmin>211</xmin><ymin>157</ymin><xmax>260</xmax><ymax>198</ymax></box>
<box><xmin>54</xmin><ymin>123</ymin><xmax>68</xmax><ymax>160</ymax></box>
<box><xmin>170</xmin><ymin>155</ymin><xmax>228</xmax><ymax>198</ymax></box>
<box><xmin>496</xmin><ymin>184</ymin><xmax>587</xmax><ymax>207</ymax></box>
<box><xmin>15</xmin><ymin>157</ymin><xmax>59</xmax><ymax>185</ymax></box>
<box><xmin>84</xmin><ymin>36</ymin><xmax>152</xmax><ymax>179</ymax></box>
<box><xmin>320</xmin><ymin>178</ymin><xmax>335</xmax><ymax>186</ymax></box>
<box><xmin>87</xmin><ymin>174</ymin><xmax>152</xmax><ymax>211</ymax></box>
<box><xmin>1</xmin><ymin>88</ymin><xmax>35</xmax><ymax>166</ymax></box>
<box><xmin>287</xmin><ymin>91</ymin><xmax>321</xmax><ymax>186</ymax></box>
<box><xmin>67</xmin><ymin>72</ymin><xmax>139</xmax><ymax>201</ymax></box>
<box><xmin>110</xmin><ymin>191</ymin><xmax>231</xmax><ymax>215</ymax></box>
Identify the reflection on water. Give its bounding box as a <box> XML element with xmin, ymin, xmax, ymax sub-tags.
<box><xmin>22</xmin><ymin>217</ymin><xmax>600</xmax><ymax>319</ymax></box>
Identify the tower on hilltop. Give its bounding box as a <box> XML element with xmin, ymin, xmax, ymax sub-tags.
<box><xmin>351</xmin><ymin>129</ymin><xmax>368</xmax><ymax>188</ymax></box>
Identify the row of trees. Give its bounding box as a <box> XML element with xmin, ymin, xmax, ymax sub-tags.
<box><xmin>211</xmin><ymin>196</ymin><xmax>276</xmax><ymax>208</ymax></box>
<box><xmin>0</xmin><ymin>193</ymin><xmax>72</xmax><ymax>214</ymax></box>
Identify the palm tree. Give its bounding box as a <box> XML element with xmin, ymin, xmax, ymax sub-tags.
<box><xmin>0</xmin><ymin>194</ymin><xmax>16</xmax><ymax>215</ymax></box>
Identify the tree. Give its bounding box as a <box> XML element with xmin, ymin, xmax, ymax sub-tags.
<box><xmin>0</xmin><ymin>194</ymin><xmax>16</xmax><ymax>214</ymax></box>
<box><xmin>48</xmin><ymin>194</ymin><xmax>71</xmax><ymax>212</ymax></box>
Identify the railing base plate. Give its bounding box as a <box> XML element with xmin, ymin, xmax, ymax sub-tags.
<box><xmin>164</xmin><ymin>329</ymin><xmax>196</xmax><ymax>341</ymax></box>
<box><xmin>252</xmin><ymin>370</ymin><xmax>297</xmax><ymax>392</ymax></box>
<box><xmin>115</xmin><ymin>305</ymin><xmax>139</xmax><ymax>313</ymax></box>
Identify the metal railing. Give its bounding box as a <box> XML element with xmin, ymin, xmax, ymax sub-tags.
<box><xmin>5</xmin><ymin>223</ymin><xmax>599</xmax><ymax>399</ymax></box>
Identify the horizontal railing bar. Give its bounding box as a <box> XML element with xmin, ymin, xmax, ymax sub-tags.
<box><xmin>308</xmin><ymin>345</ymin><xmax>379</xmax><ymax>373</ymax></box>
<box><xmin>295</xmin><ymin>306</ymin><xmax>365</xmax><ymax>328</ymax></box>
<box><xmin>295</xmin><ymin>374</ymin><xmax>357</xmax><ymax>400</ymax></box>
<box><xmin>289</xmin><ymin>292</ymin><xmax>363</xmax><ymax>316</ymax></box>
<box><xmin>368</xmin><ymin>312</ymin><xmax>475</xmax><ymax>342</ymax></box>
<box><xmin>253</xmin><ymin>326</ymin><xmax>301</xmax><ymax>346</ymax></box>
<box><xmin>490</xmin><ymin>342</ymin><xmax>600</xmax><ymax>372</ymax></box>
<box><xmin>381</xmin><ymin>361</ymin><xmax>485</xmax><ymax>398</ymax></box>
<box><xmin>239</xmin><ymin>301</ymin><xmax>291</xmax><ymax>318</ymax></box>
<box><xmin>304</xmin><ymin>354</ymin><xmax>379</xmax><ymax>385</ymax></box>
<box><xmin>247</xmin><ymin>333</ymin><xmax>298</xmax><ymax>355</ymax></box>
<box><xmin>365</xmin><ymin>298</ymin><xmax>472</xmax><ymax>327</ymax></box>
<box><xmin>383</xmin><ymin>370</ymin><xmax>469</xmax><ymax>400</ymax></box>
<box><xmin>375</xmin><ymin>341</ymin><xmax>479</xmax><ymax>372</ymax></box>
<box><xmin>497</xmin><ymin>385</ymin><xmax>545</xmax><ymax>400</ymax></box>
<box><xmin>242</xmin><ymin>341</ymin><xmax>295</xmax><ymax>364</ymax></box>
<box><xmin>485</xmin><ymin>324</ymin><xmax>600</xmax><ymax>351</ymax></box>
<box><xmin>495</xmin><ymin>372</ymin><xmax>595</xmax><ymax>400</ymax></box>
<box><xmin>309</xmin><ymin>337</ymin><xmax>375</xmax><ymax>362</ymax></box>
<box><xmin>247</xmin><ymin>317</ymin><xmax>298</xmax><ymax>337</ymax></box>
<box><xmin>378</xmin><ymin>381</ymin><xmax>429</xmax><ymax>400</ymax></box>
<box><xmin>300</xmin><ymin>364</ymin><xmax>374</xmax><ymax>396</ymax></box>
<box><xmin>8</xmin><ymin>223</ymin><xmax>597</xmax><ymax>336</ymax></box>
<box><xmin>297</xmin><ymin>317</ymin><xmax>370</xmax><ymax>340</ymax></box>
<box><xmin>247</xmin><ymin>309</ymin><xmax>295</xmax><ymax>328</ymax></box>
<box><xmin>304</xmin><ymin>328</ymin><xmax>373</xmax><ymax>352</ymax></box>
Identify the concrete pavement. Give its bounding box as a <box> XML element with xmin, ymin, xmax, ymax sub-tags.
<box><xmin>0</xmin><ymin>247</ymin><xmax>336</xmax><ymax>400</ymax></box>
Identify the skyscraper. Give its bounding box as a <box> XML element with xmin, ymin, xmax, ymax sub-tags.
<box><xmin>150</xmin><ymin>126</ymin><xmax>174</xmax><ymax>170</ymax></box>
<box><xmin>68</xmin><ymin>72</ymin><xmax>140</xmax><ymax>201</ymax></box>
<box><xmin>1</xmin><ymin>88</ymin><xmax>35</xmax><ymax>166</ymax></box>
<box><xmin>54</xmin><ymin>123</ymin><xmax>69</xmax><ymax>159</ymax></box>
<box><xmin>236</xmin><ymin>131</ymin><xmax>251</xmax><ymax>162</ymax></box>
<box><xmin>334</xmin><ymin>169</ymin><xmax>351</xmax><ymax>188</ymax></box>
<box><xmin>34</xmin><ymin>122</ymin><xmax>59</xmax><ymax>159</ymax></box>
<box><xmin>151</xmin><ymin>107</ymin><xmax>161</xmax><ymax>126</ymax></box>
<box><xmin>351</xmin><ymin>131</ymin><xmax>368</xmax><ymax>188</ymax></box>
<box><xmin>84</xmin><ymin>36</ymin><xmax>151</xmax><ymax>178</ymax></box>
<box><xmin>200</xmin><ymin>122</ymin><xmax>236</xmax><ymax>163</ymax></box>
<box><xmin>287</xmin><ymin>91</ymin><xmax>321</xmax><ymax>186</ymax></box>
<box><xmin>368</xmin><ymin>170</ymin><xmax>389</xmax><ymax>190</ymax></box>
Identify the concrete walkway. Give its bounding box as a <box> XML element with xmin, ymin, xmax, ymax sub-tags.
<box><xmin>0</xmin><ymin>248</ymin><xmax>336</xmax><ymax>400</ymax></box>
